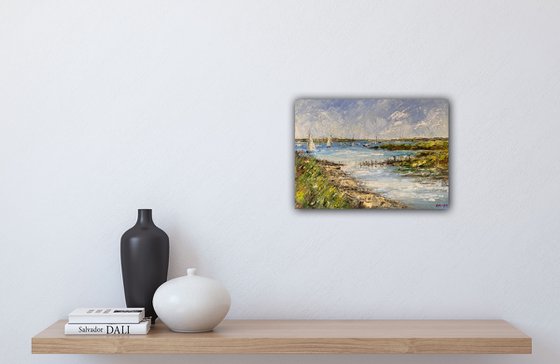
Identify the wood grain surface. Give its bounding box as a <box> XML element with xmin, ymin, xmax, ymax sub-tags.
<box><xmin>31</xmin><ymin>319</ymin><xmax>532</xmax><ymax>354</ymax></box>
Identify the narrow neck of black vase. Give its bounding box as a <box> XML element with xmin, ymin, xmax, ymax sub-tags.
<box><xmin>137</xmin><ymin>209</ymin><xmax>154</xmax><ymax>226</ymax></box>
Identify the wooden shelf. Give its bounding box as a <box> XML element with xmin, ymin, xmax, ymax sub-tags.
<box><xmin>32</xmin><ymin>319</ymin><xmax>531</xmax><ymax>355</ymax></box>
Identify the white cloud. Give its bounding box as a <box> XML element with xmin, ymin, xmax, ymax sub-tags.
<box><xmin>295</xmin><ymin>99</ymin><xmax>448</xmax><ymax>139</ymax></box>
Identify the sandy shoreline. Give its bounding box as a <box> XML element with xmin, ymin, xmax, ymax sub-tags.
<box><xmin>312</xmin><ymin>157</ymin><xmax>406</xmax><ymax>209</ymax></box>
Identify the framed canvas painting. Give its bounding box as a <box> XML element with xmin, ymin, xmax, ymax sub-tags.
<box><xmin>295</xmin><ymin>98</ymin><xmax>449</xmax><ymax>209</ymax></box>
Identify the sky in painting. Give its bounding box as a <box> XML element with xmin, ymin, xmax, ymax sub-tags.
<box><xmin>295</xmin><ymin>99</ymin><xmax>449</xmax><ymax>139</ymax></box>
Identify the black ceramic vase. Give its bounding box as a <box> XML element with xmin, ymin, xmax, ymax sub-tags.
<box><xmin>121</xmin><ymin>209</ymin><xmax>169</xmax><ymax>323</ymax></box>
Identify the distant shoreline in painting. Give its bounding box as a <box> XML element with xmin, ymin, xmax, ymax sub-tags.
<box><xmin>294</xmin><ymin>98</ymin><xmax>449</xmax><ymax>209</ymax></box>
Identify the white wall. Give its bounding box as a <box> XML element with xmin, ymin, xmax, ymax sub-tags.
<box><xmin>1</xmin><ymin>0</ymin><xmax>559</xmax><ymax>363</ymax></box>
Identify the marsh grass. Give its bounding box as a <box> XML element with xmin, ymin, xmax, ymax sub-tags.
<box><xmin>392</xmin><ymin>151</ymin><xmax>448</xmax><ymax>180</ymax></box>
<box><xmin>380</xmin><ymin>139</ymin><xmax>448</xmax><ymax>151</ymax></box>
<box><xmin>295</xmin><ymin>154</ymin><xmax>356</xmax><ymax>209</ymax></box>
<box><xmin>378</xmin><ymin>139</ymin><xmax>449</xmax><ymax>180</ymax></box>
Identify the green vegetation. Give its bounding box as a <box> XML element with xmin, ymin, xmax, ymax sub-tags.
<box><xmin>392</xmin><ymin>151</ymin><xmax>448</xmax><ymax>180</ymax></box>
<box><xmin>295</xmin><ymin>154</ymin><xmax>356</xmax><ymax>209</ymax></box>
<box><xmin>379</xmin><ymin>139</ymin><xmax>448</xmax><ymax>151</ymax></box>
<box><xmin>378</xmin><ymin>139</ymin><xmax>449</xmax><ymax>180</ymax></box>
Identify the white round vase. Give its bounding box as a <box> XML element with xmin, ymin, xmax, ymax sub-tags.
<box><xmin>153</xmin><ymin>268</ymin><xmax>231</xmax><ymax>332</ymax></box>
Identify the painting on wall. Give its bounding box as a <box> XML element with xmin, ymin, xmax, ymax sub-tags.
<box><xmin>295</xmin><ymin>98</ymin><xmax>449</xmax><ymax>209</ymax></box>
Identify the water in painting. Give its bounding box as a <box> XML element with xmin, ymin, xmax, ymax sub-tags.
<box><xmin>295</xmin><ymin>98</ymin><xmax>449</xmax><ymax>209</ymax></box>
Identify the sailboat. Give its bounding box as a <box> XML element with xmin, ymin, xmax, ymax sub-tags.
<box><xmin>326</xmin><ymin>136</ymin><xmax>332</xmax><ymax>148</ymax></box>
<box><xmin>306</xmin><ymin>133</ymin><xmax>316</xmax><ymax>153</ymax></box>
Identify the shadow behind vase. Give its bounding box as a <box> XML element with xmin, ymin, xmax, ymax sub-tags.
<box><xmin>121</xmin><ymin>209</ymin><xmax>169</xmax><ymax>323</ymax></box>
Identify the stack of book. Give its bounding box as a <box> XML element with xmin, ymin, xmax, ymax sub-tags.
<box><xmin>64</xmin><ymin>308</ymin><xmax>151</xmax><ymax>335</ymax></box>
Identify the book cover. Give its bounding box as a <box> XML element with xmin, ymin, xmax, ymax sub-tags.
<box><xmin>64</xmin><ymin>319</ymin><xmax>151</xmax><ymax>335</ymax></box>
<box><xmin>68</xmin><ymin>308</ymin><xmax>145</xmax><ymax>324</ymax></box>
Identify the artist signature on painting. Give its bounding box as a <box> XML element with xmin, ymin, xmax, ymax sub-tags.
<box><xmin>435</xmin><ymin>204</ymin><xmax>449</xmax><ymax>208</ymax></box>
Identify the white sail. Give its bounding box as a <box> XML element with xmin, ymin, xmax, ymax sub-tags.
<box><xmin>307</xmin><ymin>134</ymin><xmax>316</xmax><ymax>152</ymax></box>
<box><xmin>326</xmin><ymin>136</ymin><xmax>332</xmax><ymax>147</ymax></box>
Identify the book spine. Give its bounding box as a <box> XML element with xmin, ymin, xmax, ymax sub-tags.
<box><xmin>67</xmin><ymin>316</ymin><xmax>143</xmax><ymax>324</ymax></box>
<box><xmin>64</xmin><ymin>323</ymin><xmax>149</xmax><ymax>335</ymax></box>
